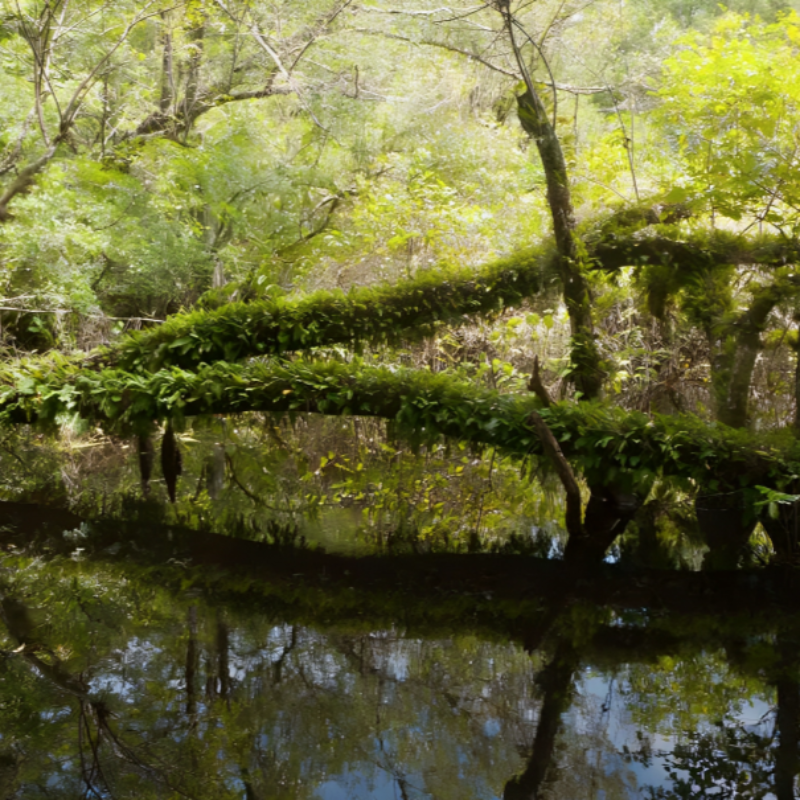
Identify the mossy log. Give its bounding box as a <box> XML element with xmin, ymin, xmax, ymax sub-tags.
<box><xmin>98</xmin><ymin>246</ymin><xmax>554</xmax><ymax>372</ymax></box>
<box><xmin>590</xmin><ymin>228</ymin><xmax>800</xmax><ymax>273</ymax></box>
<box><xmin>57</xmin><ymin>229</ymin><xmax>794</xmax><ymax>376</ymax></box>
<box><xmin>1</xmin><ymin>356</ymin><xmax>798</xmax><ymax>492</ymax></box>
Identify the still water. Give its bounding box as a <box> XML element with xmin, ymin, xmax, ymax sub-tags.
<box><xmin>0</xmin><ymin>509</ymin><xmax>794</xmax><ymax>799</ymax></box>
<box><xmin>0</xmin><ymin>422</ymin><xmax>795</xmax><ymax>798</ymax></box>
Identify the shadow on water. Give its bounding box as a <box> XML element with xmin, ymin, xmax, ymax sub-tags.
<box><xmin>0</xmin><ymin>501</ymin><xmax>798</xmax><ymax>798</ymax></box>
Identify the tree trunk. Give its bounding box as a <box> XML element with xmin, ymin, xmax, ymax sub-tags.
<box><xmin>499</xmin><ymin>1</ymin><xmax>603</xmax><ymax>401</ymax></box>
<box><xmin>159</xmin><ymin>13</ymin><xmax>174</xmax><ymax>114</ymax></box>
<box><xmin>717</xmin><ymin>285</ymin><xmax>785</xmax><ymax>428</ymax></box>
<box><xmin>792</xmin><ymin>322</ymin><xmax>800</xmax><ymax>431</ymax></box>
<box><xmin>516</xmin><ymin>86</ymin><xmax>604</xmax><ymax>400</ymax></box>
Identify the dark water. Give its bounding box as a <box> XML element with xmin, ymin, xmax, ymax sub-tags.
<box><xmin>0</xmin><ymin>423</ymin><xmax>796</xmax><ymax>798</ymax></box>
<box><xmin>0</xmin><ymin>508</ymin><xmax>795</xmax><ymax>800</ymax></box>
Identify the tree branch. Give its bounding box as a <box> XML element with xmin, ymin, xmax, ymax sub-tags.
<box><xmin>528</xmin><ymin>409</ymin><xmax>583</xmax><ymax>539</ymax></box>
<box><xmin>527</xmin><ymin>354</ymin><xmax>554</xmax><ymax>407</ymax></box>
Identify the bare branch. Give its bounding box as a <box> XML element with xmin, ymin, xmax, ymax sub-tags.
<box><xmin>352</xmin><ymin>27</ymin><xmax>517</xmax><ymax>78</ymax></box>
<box><xmin>528</xmin><ymin>355</ymin><xmax>554</xmax><ymax>407</ymax></box>
<box><xmin>61</xmin><ymin>2</ymin><xmax>174</xmax><ymax>131</ymax></box>
<box><xmin>528</xmin><ymin>409</ymin><xmax>583</xmax><ymax>539</ymax></box>
<box><xmin>214</xmin><ymin>0</ymin><xmax>327</xmax><ymax>130</ymax></box>
<box><xmin>351</xmin><ymin>27</ymin><xmax>607</xmax><ymax>92</ymax></box>
<box><xmin>289</xmin><ymin>0</ymin><xmax>355</xmax><ymax>73</ymax></box>
<box><xmin>0</xmin><ymin>145</ymin><xmax>58</xmax><ymax>220</ymax></box>
<box><xmin>354</xmin><ymin>5</ymin><xmax>464</xmax><ymax>16</ymax></box>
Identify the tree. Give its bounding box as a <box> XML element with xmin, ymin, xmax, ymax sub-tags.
<box><xmin>3</xmin><ymin>2</ymin><xmax>800</xmax><ymax>551</ymax></box>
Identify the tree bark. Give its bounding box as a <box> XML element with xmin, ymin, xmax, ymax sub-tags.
<box><xmin>527</xmin><ymin>355</ymin><xmax>553</xmax><ymax>407</ymax></box>
<box><xmin>498</xmin><ymin>0</ymin><xmax>603</xmax><ymax>400</ymax></box>
<box><xmin>515</xmin><ymin>86</ymin><xmax>603</xmax><ymax>400</ymax></box>
<box><xmin>717</xmin><ymin>284</ymin><xmax>788</xmax><ymax>428</ymax></box>
<box><xmin>159</xmin><ymin>13</ymin><xmax>175</xmax><ymax>114</ymax></box>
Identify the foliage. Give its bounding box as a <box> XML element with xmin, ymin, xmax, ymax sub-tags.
<box><xmin>2</xmin><ymin>355</ymin><xmax>800</xmax><ymax>499</ymax></box>
<box><xmin>654</xmin><ymin>11</ymin><xmax>800</xmax><ymax>229</ymax></box>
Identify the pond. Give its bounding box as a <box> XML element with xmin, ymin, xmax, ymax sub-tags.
<box><xmin>0</xmin><ymin>420</ymin><xmax>796</xmax><ymax>799</ymax></box>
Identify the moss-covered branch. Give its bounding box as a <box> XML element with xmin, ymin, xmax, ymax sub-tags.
<box><xmin>87</xmin><ymin>227</ymin><xmax>797</xmax><ymax>376</ymax></box>
<box><xmin>97</xmin><ymin>247</ymin><xmax>554</xmax><ymax>372</ymax></box>
<box><xmin>2</xmin><ymin>355</ymin><xmax>799</xmax><ymax>490</ymax></box>
<box><xmin>591</xmin><ymin>227</ymin><xmax>800</xmax><ymax>273</ymax></box>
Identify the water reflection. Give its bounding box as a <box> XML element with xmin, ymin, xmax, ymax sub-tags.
<box><xmin>0</xmin><ymin>504</ymin><xmax>797</xmax><ymax>799</ymax></box>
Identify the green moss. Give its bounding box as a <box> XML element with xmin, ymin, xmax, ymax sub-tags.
<box><xmin>2</xmin><ymin>355</ymin><xmax>800</xmax><ymax>491</ymax></box>
<box><xmin>95</xmin><ymin>246</ymin><xmax>554</xmax><ymax>372</ymax></box>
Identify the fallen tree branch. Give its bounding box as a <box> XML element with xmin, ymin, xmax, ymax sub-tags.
<box><xmin>93</xmin><ymin>228</ymin><xmax>800</xmax><ymax>374</ymax></box>
<box><xmin>0</xmin><ymin>357</ymin><xmax>797</xmax><ymax>491</ymax></box>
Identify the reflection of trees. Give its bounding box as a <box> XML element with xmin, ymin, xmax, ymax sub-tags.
<box><xmin>627</xmin><ymin>642</ymin><xmax>800</xmax><ymax>800</ymax></box>
<box><xmin>774</xmin><ymin>654</ymin><xmax>800</xmax><ymax>800</ymax></box>
<box><xmin>0</xmin><ymin>588</ymin><xmax>216</xmax><ymax>799</ymax></box>
<box><xmin>633</xmin><ymin>723</ymin><xmax>774</xmax><ymax>800</ymax></box>
<box><xmin>0</xmin><ymin>574</ymin><xmax>545</xmax><ymax>798</ymax></box>
<box><xmin>232</xmin><ymin>626</ymin><xmax>540</xmax><ymax>799</ymax></box>
<box><xmin>504</xmin><ymin>641</ymin><xmax>577</xmax><ymax>800</ymax></box>
<box><xmin>2</xmin><ymin>547</ymin><xmax>800</xmax><ymax>797</ymax></box>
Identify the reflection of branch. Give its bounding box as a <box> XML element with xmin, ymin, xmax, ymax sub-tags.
<box><xmin>271</xmin><ymin>624</ymin><xmax>297</xmax><ymax>684</ymax></box>
<box><xmin>0</xmin><ymin>588</ymin><xmax>195</xmax><ymax>798</ymax></box>
<box><xmin>186</xmin><ymin>606</ymin><xmax>198</xmax><ymax>716</ymax></box>
<box><xmin>79</xmin><ymin>700</ymin><xmax>110</xmax><ymax>799</ymax></box>
<box><xmin>504</xmin><ymin>641</ymin><xmax>578</xmax><ymax>800</ymax></box>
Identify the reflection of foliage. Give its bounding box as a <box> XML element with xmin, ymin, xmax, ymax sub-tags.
<box><xmin>0</xmin><ymin>552</ymin><xmax>541</xmax><ymax>799</ymax></box>
<box><xmin>622</xmin><ymin>652</ymin><xmax>767</xmax><ymax>736</ymax></box>
<box><xmin>630</xmin><ymin>722</ymin><xmax>774</xmax><ymax>800</ymax></box>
